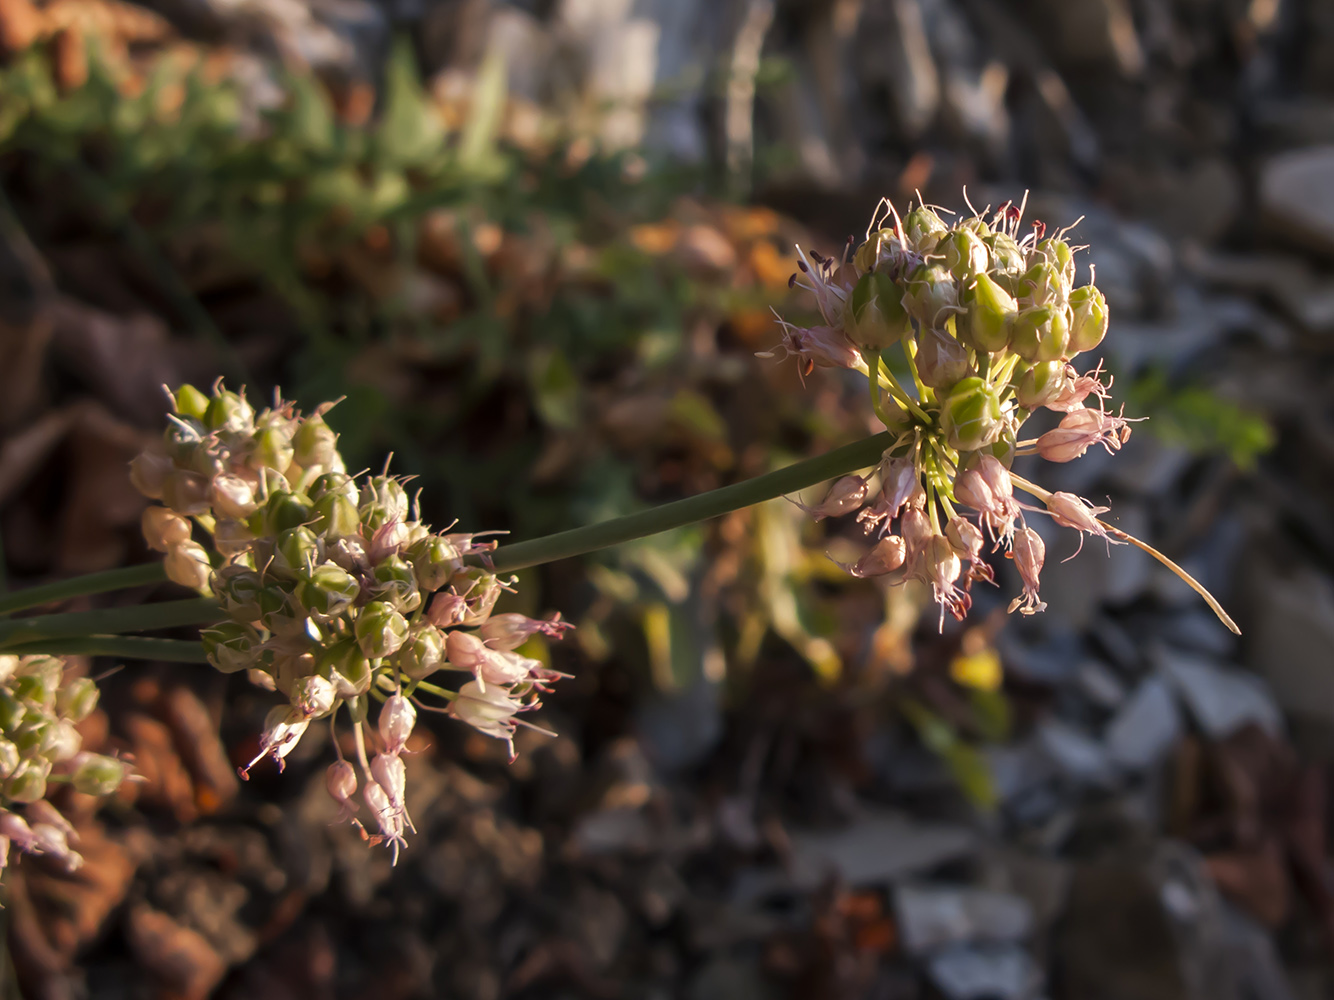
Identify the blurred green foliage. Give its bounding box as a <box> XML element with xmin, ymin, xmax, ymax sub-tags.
<box><xmin>1127</xmin><ymin>368</ymin><xmax>1275</xmax><ymax>470</ymax></box>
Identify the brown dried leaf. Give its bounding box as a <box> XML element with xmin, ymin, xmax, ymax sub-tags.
<box><xmin>127</xmin><ymin>904</ymin><xmax>228</xmax><ymax>1000</ymax></box>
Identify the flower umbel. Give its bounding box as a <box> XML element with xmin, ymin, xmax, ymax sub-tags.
<box><xmin>133</xmin><ymin>383</ymin><xmax>574</xmax><ymax>861</ymax></box>
<box><xmin>771</xmin><ymin>195</ymin><xmax>1237</xmax><ymax>635</ymax></box>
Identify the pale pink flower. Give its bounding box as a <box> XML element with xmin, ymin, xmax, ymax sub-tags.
<box><xmin>326</xmin><ymin>760</ymin><xmax>358</xmax><ymax>823</ymax></box>
<box><xmin>1046</xmin><ymin>362</ymin><xmax>1112</xmax><ymax>413</ymax></box>
<box><xmin>857</xmin><ymin>458</ymin><xmax>921</xmax><ymax>535</ymax></box>
<box><xmin>239</xmin><ymin>707</ymin><xmax>310</xmax><ymax>778</ymax></box>
<box><xmin>952</xmin><ymin>455</ymin><xmax>1019</xmax><ymax>544</ymax></box>
<box><xmin>378</xmin><ymin>695</ymin><xmax>416</xmax><ymax>755</ymax></box>
<box><xmin>834</xmin><ymin>535</ymin><xmax>907</xmax><ymax>578</ymax></box>
<box><xmin>364</xmin><ymin>782</ymin><xmax>407</xmax><ymax>864</ymax></box>
<box><xmin>478</xmin><ymin>612</ymin><xmax>574</xmax><ymax>651</ymax></box>
<box><xmin>791</xmin><ymin>475</ymin><xmax>870</xmax><ymax>522</ymax></box>
<box><xmin>757</xmin><ymin>317</ymin><xmax>864</xmax><ymax>380</ymax></box>
<box><xmin>371</xmin><ymin>752</ymin><xmax>415</xmax><ymax>834</ymax></box>
<box><xmin>1007</xmin><ymin>527</ymin><xmax>1047</xmax><ymax>615</ymax></box>
<box><xmin>1044</xmin><ymin>492</ymin><xmax>1119</xmax><ymax>559</ymax></box>
<box><xmin>1036</xmin><ymin>406</ymin><xmax>1132</xmax><ymax>463</ymax></box>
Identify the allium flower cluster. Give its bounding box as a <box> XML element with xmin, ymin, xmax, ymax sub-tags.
<box><xmin>132</xmin><ymin>383</ymin><xmax>571</xmax><ymax>860</ymax></box>
<box><xmin>770</xmin><ymin>196</ymin><xmax>1132</xmax><ymax>624</ymax></box>
<box><xmin>0</xmin><ymin>654</ymin><xmax>129</xmax><ymax>871</ymax></box>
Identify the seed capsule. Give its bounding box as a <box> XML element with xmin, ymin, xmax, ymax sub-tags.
<box><xmin>941</xmin><ymin>377</ymin><xmax>1004</xmax><ymax>452</ymax></box>
<box><xmin>848</xmin><ymin>271</ymin><xmax>911</xmax><ymax>349</ymax></box>
<box><xmin>297</xmin><ymin>564</ymin><xmax>361</xmax><ymax>617</ymax></box>
<box><xmin>1067</xmin><ymin>285</ymin><xmax>1109</xmax><ymax>354</ymax></box>
<box><xmin>355</xmin><ymin>602</ymin><xmax>409</xmax><ymax>659</ymax></box>
<box><xmin>962</xmin><ymin>272</ymin><xmax>1016</xmax><ymax>354</ymax></box>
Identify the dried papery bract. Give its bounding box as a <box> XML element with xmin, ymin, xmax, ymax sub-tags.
<box><xmin>768</xmin><ymin>194</ymin><xmax>1237</xmax><ymax>636</ymax></box>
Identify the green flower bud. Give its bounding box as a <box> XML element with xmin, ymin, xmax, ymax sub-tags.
<box><xmin>202</xmin><ymin>387</ymin><xmax>255</xmax><ymax>434</ymax></box>
<box><xmin>355</xmin><ymin>601</ymin><xmax>408</xmax><ymax>659</ymax></box>
<box><xmin>943</xmin><ymin>228</ymin><xmax>989</xmax><ymax>281</ymax></box>
<box><xmin>57</xmin><ymin>677</ymin><xmax>99</xmax><ymax>723</ymax></box>
<box><xmin>360</xmin><ymin>477</ymin><xmax>409</xmax><ymax>531</ymax></box>
<box><xmin>0</xmin><ymin>690</ymin><xmax>23</xmax><ymax>732</ymax></box>
<box><xmin>171</xmin><ymin>383</ymin><xmax>210</xmax><ymax>420</ymax></box>
<box><xmin>1015</xmin><ymin>360</ymin><xmax>1068</xmax><ymax>409</ymax></box>
<box><xmin>1018</xmin><ymin>262</ymin><xmax>1065</xmax><ymax>307</ymax></box>
<box><xmin>297</xmin><ymin>563</ymin><xmax>361</xmax><ymax>617</ymax></box>
<box><xmin>962</xmin><ymin>272</ymin><xmax>1017</xmax><ymax>353</ymax></box>
<box><xmin>1010</xmin><ymin>305</ymin><xmax>1069</xmax><ymax>363</ymax></box>
<box><xmin>15</xmin><ymin>656</ymin><xmax>62</xmax><ymax>706</ymax></box>
<box><xmin>217</xmin><ymin>568</ymin><xmax>267</xmax><ymax>622</ymax></box>
<box><xmin>261</xmin><ymin>490</ymin><xmax>314</xmax><ymax>535</ymax></box>
<box><xmin>311</xmin><ymin>491</ymin><xmax>360</xmax><ymax>539</ymax></box>
<box><xmin>915</xmin><ymin>325</ymin><xmax>970</xmax><ymax>390</ymax></box>
<box><xmin>410</xmin><ymin>534</ymin><xmax>462</xmax><ymax>593</ymax></box>
<box><xmin>310</xmin><ymin>471</ymin><xmax>359</xmax><ymax>505</ymax></box>
<box><xmin>276</xmin><ymin>526</ymin><xmax>321</xmax><ymax>576</ymax></box>
<box><xmin>942</xmin><ymin>376</ymin><xmax>1004</xmax><ymax>452</ymax></box>
<box><xmin>11</xmin><ymin>720</ymin><xmax>47</xmax><ymax>756</ymax></box>
<box><xmin>319</xmin><ymin>641</ymin><xmax>372</xmax><ymax>698</ymax></box>
<box><xmin>853</xmin><ymin>228</ymin><xmax>898</xmax><ymax>272</ymax></box>
<box><xmin>202</xmin><ymin>621</ymin><xmax>264</xmax><ymax>674</ymax></box>
<box><xmin>46</xmin><ymin>720</ymin><xmax>82</xmax><ymax>762</ymax></box>
<box><xmin>293</xmin><ymin>415</ymin><xmax>339</xmax><ymax>470</ymax></box>
<box><xmin>903</xmin><ymin>265</ymin><xmax>958</xmax><ymax>327</ymax></box>
<box><xmin>6</xmin><ymin>759</ymin><xmax>49</xmax><ymax>803</ymax></box>
<box><xmin>0</xmin><ymin>739</ymin><xmax>18</xmax><ymax>778</ymax></box>
<box><xmin>371</xmin><ymin>555</ymin><xmax>421</xmax><ymax>613</ymax></box>
<box><xmin>1035</xmin><ymin>238</ymin><xmax>1075</xmax><ymax>288</ymax></box>
<box><xmin>397</xmin><ymin>626</ymin><xmax>445</xmax><ymax>681</ymax></box>
<box><xmin>72</xmin><ymin>752</ymin><xmax>128</xmax><ymax>797</ymax></box>
<box><xmin>848</xmin><ymin>271</ymin><xmax>911</xmax><ymax>349</ymax></box>
<box><xmin>1067</xmin><ymin>285</ymin><xmax>1108</xmax><ymax>354</ymax></box>
<box><xmin>249</xmin><ymin>424</ymin><xmax>295</xmax><ymax>475</ymax></box>
<box><xmin>984</xmin><ymin>231</ymin><xmax>1027</xmax><ymax>292</ymax></box>
<box><xmin>903</xmin><ymin>207</ymin><xmax>948</xmax><ymax>254</ymax></box>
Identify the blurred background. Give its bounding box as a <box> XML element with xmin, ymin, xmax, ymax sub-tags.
<box><xmin>0</xmin><ymin>0</ymin><xmax>1329</xmax><ymax>997</ymax></box>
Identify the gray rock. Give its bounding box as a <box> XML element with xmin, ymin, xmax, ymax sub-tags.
<box><xmin>1155</xmin><ymin>646</ymin><xmax>1282</xmax><ymax>740</ymax></box>
<box><xmin>1058</xmin><ymin>843</ymin><xmax>1295</xmax><ymax>1000</ymax></box>
<box><xmin>926</xmin><ymin>945</ymin><xmax>1044</xmax><ymax>1000</ymax></box>
<box><xmin>788</xmin><ymin>811</ymin><xmax>976</xmax><ymax>887</ymax></box>
<box><xmin>1261</xmin><ymin>145</ymin><xmax>1334</xmax><ymax>256</ymax></box>
<box><xmin>1037</xmin><ymin>719</ymin><xmax>1117</xmax><ymax>788</ymax></box>
<box><xmin>894</xmin><ymin>884</ymin><xmax>1034</xmax><ymax>954</ymax></box>
<box><xmin>986</xmin><ymin>740</ymin><xmax>1058</xmax><ymax>806</ymax></box>
<box><xmin>1105</xmin><ymin>676</ymin><xmax>1181</xmax><ymax>772</ymax></box>
<box><xmin>1076</xmin><ymin>660</ymin><xmax>1127</xmax><ymax>710</ymax></box>
<box><xmin>1246</xmin><ymin>565</ymin><xmax>1334</xmax><ymax>723</ymax></box>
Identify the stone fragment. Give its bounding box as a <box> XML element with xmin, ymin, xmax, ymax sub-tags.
<box><xmin>1261</xmin><ymin>146</ymin><xmax>1334</xmax><ymax>257</ymax></box>
<box><xmin>788</xmin><ymin>811</ymin><xmax>976</xmax><ymax>886</ymax></box>
<box><xmin>894</xmin><ymin>884</ymin><xmax>1034</xmax><ymax>955</ymax></box>
<box><xmin>1105</xmin><ymin>676</ymin><xmax>1181</xmax><ymax>772</ymax></box>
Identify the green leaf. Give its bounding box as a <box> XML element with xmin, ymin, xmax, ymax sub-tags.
<box><xmin>458</xmin><ymin>47</ymin><xmax>507</xmax><ymax>171</ymax></box>
<box><xmin>285</xmin><ymin>71</ymin><xmax>336</xmax><ymax>153</ymax></box>
<box><xmin>529</xmin><ymin>349</ymin><xmax>581</xmax><ymax>430</ymax></box>
<box><xmin>376</xmin><ymin>36</ymin><xmax>445</xmax><ymax>168</ymax></box>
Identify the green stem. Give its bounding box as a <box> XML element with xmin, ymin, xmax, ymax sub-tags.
<box><xmin>0</xmin><ymin>598</ymin><xmax>222</xmax><ymax>649</ymax></box>
<box><xmin>877</xmin><ymin>357</ymin><xmax>932</xmax><ymax>424</ymax></box>
<box><xmin>491</xmin><ymin>431</ymin><xmax>894</xmax><ymax>572</ymax></box>
<box><xmin>1</xmin><ymin>636</ymin><xmax>209</xmax><ymax>662</ymax></box>
<box><xmin>0</xmin><ymin>563</ymin><xmax>168</xmax><ymax>617</ymax></box>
